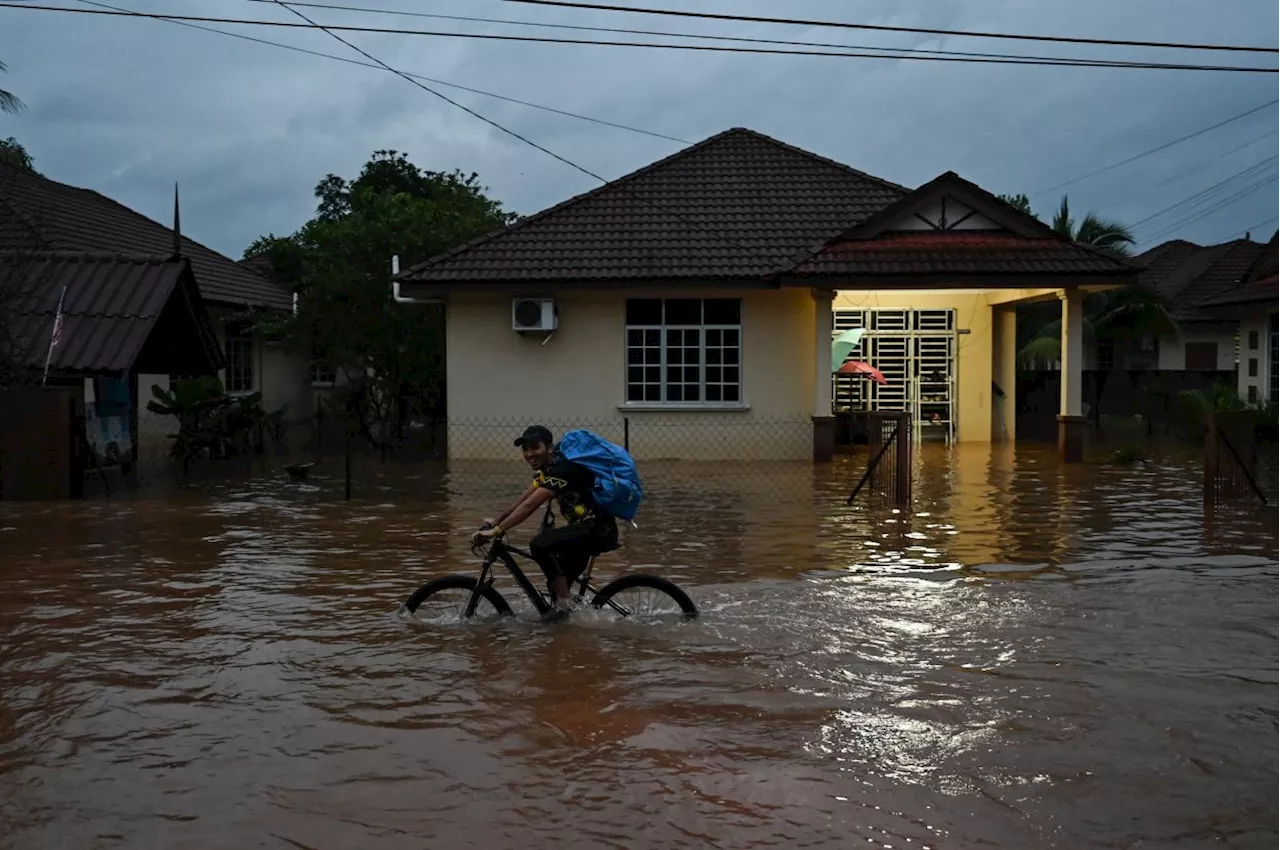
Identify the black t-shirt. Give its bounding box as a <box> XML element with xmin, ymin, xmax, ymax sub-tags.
<box><xmin>535</xmin><ymin>459</ymin><xmax>600</xmax><ymax>524</ymax></box>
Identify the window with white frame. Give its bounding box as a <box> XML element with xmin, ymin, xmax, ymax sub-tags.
<box><xmin>625</xmin><ymin>298</ymin><xmax>742</xmax><ymax>404</ymax></box>
<box><xmin>310</xmin><ymin>362</ymin><xmax>337</xmax><ymax>386</ymax></box>
<box><xmin>224</xmin><ymin>329</ymin><xmax>254</xmax><ymax>393</ymax></box>
<box><xmin>1270</xmin><ymin>314</ymin><xmax>1278</xmax><ymax>402</ymax></box>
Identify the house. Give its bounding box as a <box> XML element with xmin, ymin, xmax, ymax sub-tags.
<box><xmin>0</xmin><ymin>250</ymin><xmax>225</xmax><ymax>492</ymax></box>
<box><xmin>1197</xmin><ymin>231</ymin><xmax>1278</xmax><ymax>405</ymax></box>
<box><xmin>1127</xmin><ymin>236</ymin><xmax>1271</xmax><ymax>372</ymax></box>
<box><xmin>0</xmin><ymin>162</ymin><xmax>311</xmax><ymax>466</ymax></box>
<box><xmin>394</xmin><ymin>127</ymin><xmax>1137</xmax><ymax>463</ymax></box>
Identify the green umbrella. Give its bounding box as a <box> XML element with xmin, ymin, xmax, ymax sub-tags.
<box><xmin>831</xmin><ymin>327</ymin><xmax>866</xmax><ymax>372</ymax></box>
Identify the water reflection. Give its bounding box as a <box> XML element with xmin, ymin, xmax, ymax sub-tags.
<box><xmin>0</xmin><ymin>439</ymin><xmax>1275</xmax><ymax>848</ymax></box>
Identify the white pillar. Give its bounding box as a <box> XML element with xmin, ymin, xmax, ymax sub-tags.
<box><xmin>992</xmin><ymin>306</ymin><xmax>1017</xmax><ymax>442</ymax></box>
<box><xmin>812</xmin><ymin>288</ymin><xmax>836</xmax><ymax>463</ymax></box>
<box><xmin>1058</xmin><ymin>287</ymin><xmax>1086</xmax><ymax>461</ymax></box>
<box><xmin>813</xmin><ymin>289</ymin><xmax>835</xmax><ymax>418</ymax></box>
<box><xmin>1059</xmin><ymin>288</ymin><xmax>1085</xmax><ymax>418</ymax></box>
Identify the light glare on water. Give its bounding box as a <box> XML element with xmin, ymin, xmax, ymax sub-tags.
<box><xmin>0</xmin><ymin>441</ymin><xmax>1276</xmax><ymax>849</ymax></box>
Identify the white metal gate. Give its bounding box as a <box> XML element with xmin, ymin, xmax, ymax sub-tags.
<box><xmin>832</xmin><ymin>308</ymin><xmax>958</xmax><ymax>442</ymax></box>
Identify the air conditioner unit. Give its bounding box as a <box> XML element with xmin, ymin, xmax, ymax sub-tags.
<box><xmin>512</xmin><ymin>297</ymin><xmax>557</xmax><ymax>332</ymax></box>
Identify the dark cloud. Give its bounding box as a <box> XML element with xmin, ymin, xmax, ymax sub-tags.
<box><xmin>1</xmin><ymin>0</ymin><xmax>1275</xmax><ymax>256</ymax></box>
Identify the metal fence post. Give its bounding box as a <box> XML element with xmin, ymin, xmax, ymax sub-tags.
<box><xmin>624</xmin><ymin>416</ymin><xmax>630</xmax><ymax>453</ymax></box>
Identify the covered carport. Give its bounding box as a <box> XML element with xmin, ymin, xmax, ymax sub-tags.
<box><xmin>778</xmin><ymin>172</ymin><xmax>1139</xmax><ymax>461</ymax></box>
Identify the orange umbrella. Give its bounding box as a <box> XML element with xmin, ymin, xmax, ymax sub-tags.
<box><xmin>837</xmin><ymin>359</ymin><xmax>888</xmax><ymax>385</ymax></box>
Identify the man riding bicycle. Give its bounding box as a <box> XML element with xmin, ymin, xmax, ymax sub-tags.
<box><xmin>472</xmin><ymin>425</ymin><xmax>619</xmax><ymax>620</ymax></box>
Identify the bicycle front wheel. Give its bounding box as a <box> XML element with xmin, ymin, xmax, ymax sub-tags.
<box><xmin>401</xmin><ymin>575</ymin><xmax>513</xmax><ymax>623</ymax></box>
<box><xmin>590</xmin><ymin>573</ymin><xmax>698</xmax><ymax>621</ymax></box>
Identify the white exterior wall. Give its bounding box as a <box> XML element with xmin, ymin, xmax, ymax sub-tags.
<box><xmin>444</xmin><ymin>287</ymin><xmax>817</xmax><ymax>460</ymax></box>
<box><xmin>130</xmin><ymin>307</ymin><xmax>311</xmax><ymax>470</ymax></box>
<box><xmin>1157</xmin><ymin>326</ymin><xmax>1237</xmax><ymax>371</ymax></box>
<box><xmin>1237</xmin><ymin>315</ymin><xmax>1274</xmax><ymax>404</ymax></box>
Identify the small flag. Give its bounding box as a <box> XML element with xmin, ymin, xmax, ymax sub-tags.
<box><xmin>41</xmin><ymin>284</ymin><xmax>68</xmax><ymax>386</ymax></box>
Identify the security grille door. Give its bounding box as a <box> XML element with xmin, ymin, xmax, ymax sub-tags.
<box><xmin>833</xmin><ymin>308</ymin><xmax>957</xmax><ymax>441</ymax></box>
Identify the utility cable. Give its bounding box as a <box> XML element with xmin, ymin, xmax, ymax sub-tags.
<box><xmin>238</xmin><ymin>0</ymin><xmax>1260</xmax><ymax>69</ymax></box>
<box><xmin>0</xmin><ymin>4</ymin><xmax>1273</xmax><ymax>72</ymax></box>
<box><xmin>1127</xmin><ymin>155</ymin><xmax>1279</xmax><ymax>229</ymax></box>
<box><xmin>262</xmin><ymin>1</ymin><xmax>784</xmax><ymax>267</ymax></box>
<box><xmin>74</xmin><ymin>0</ymin><xmax>692</xmax><ymax>144</ymax></box>
<box><xmin>1031</xmin><ymin>99</ymin><xmax>1279</xmax><ymax>196</ymax></box>
<box><xmin>481</xmin><ymin>0</ymin><xmax>1278</xmax><ymax>53</ymax></box>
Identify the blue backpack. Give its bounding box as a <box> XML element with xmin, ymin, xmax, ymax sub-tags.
<box><xmin>556</xmin><ymin>429</ymin><xmax>645</xmax><ymax>521</ymax></box>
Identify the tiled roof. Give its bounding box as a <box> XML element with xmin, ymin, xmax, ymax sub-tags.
<box><xmin>789</xmin><ymin>232</ymin><xmax>1138</xmax><ymax>277</ymax></box>
<box><xmin>0</xmin><ymin>163</ymin><xmax>292</xmax><ymax>310</ymax></box>
<box><xmin>1136</xmin><ymin>237</ymin><xmax>1269</xmax><ymax>321</ymax></box>
<box><xmin>2</xmin><ymin>251</ymin><xmax>224</xmax><ymax>377</ymax></box>
<box><xmin>397</xmin><ymin>127</ymin><xmax>909</xmax><ymax>285</ymax></box>
<box><xmin>1198</xmin><ymin>232</ymin><xmax>1279</xmax><ymax>308</ymax></box>
<box><xmin>785</xmin><ymin>171</ymin><xmax>1136</xmax><ymax>280</ymax></box>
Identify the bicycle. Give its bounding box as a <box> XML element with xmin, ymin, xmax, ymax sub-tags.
<box><xmin>400</xmin><ymin>532</ymin><xmax>699</xmax><ymax>624</ymax></box>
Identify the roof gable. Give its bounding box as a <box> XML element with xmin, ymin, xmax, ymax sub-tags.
<box><xmin>826</xmin><ymin>171</ymin><xmax>1060</xmax><ymax>243</ymax></box>
<box><xmin>2</xmin><ymin>251</ymin><xmax>225</xmax><ymax>377</ymax></box>
<box><xmin>786</xmin><ymin>171</ymin><xmax>1136</xmax><ymax>280</ymax></box>
<box><xmin>397</xmin><ymin>127</ymin><xmax>909</xmax><ymax>285</ymax></box>
<box><xmin>0</xmin><ymin>164</ymin><xmax>291</xmax><ymax>311</ymax></box>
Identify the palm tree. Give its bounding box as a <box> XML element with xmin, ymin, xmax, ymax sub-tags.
<box><xmin>1017</xmin><ymin>196</ymin><xmax>1174</xmax><ymax>369</ymax></box>
<box><xmin>1051</xmin><ymin>195</ymin><xmax>1135</xmax><ymax>256</ymax></box>
<box><xmin>1</xmin><ymin>59</ymin><xmax>25</xmax><ymax>115</ymax></box>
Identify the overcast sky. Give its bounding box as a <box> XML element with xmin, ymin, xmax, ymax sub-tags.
<box><xmin>2</xmin><ymin>0</ymin><xmax>1276</xmax><ymax>258</ymax></box>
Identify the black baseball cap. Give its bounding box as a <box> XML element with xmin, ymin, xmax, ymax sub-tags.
<box><xmin>514</xmin><ymin>424</ymin><xmax>554</xmax><ymax>448</ymax></box>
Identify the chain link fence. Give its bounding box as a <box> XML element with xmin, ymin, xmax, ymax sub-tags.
<box><xmin>442</xmin><ymin>414</ymin><xmax>817</xmax><ymax>502</ymax></box>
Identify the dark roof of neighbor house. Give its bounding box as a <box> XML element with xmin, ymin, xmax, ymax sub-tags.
<box><xmin>396</xmin><ymin>127</ymin><xmax>910</xmax><ymax>285</ymax></box>
<box><xmin>0</xmin><ymin>163</ymin><xmax>292</xmax><ymax>311</ymax></box>
<box><xmin>788</xmin><ymin>171</ymin><xmax>1138</xmax><ymax>279</ymax></box>
<box><xmin>1135</xmin><ymin>236</ymin><xmax>1270</xmax><ymax>321</ymax></box>
<box><xmin>1198</xmin><ymin>231</ymin><xmax>1279</xmax><ymax>308</ymax></box>
<box><xmin>2</xmin><ymin>251</ymin><xmax>225</xmax><ymax>377</ymax></box>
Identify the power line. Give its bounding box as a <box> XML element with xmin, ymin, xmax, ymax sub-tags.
<box><xmin>1</xmin><ymin>4</ymin><xmax>1275</xmax><ymax>72</ymax></box>
<box><xmin>73</xmin><ymin>0</ymin><xmax>693</xmax><ymax>144</ymax></box>
<box><xmin>482</xmin><ymin>0</ymin><xmax>1278</xmax><ymax>54</ymax></box>
<box><xmin>239</xmin><ymin>0</ymin><xmax>1254</xmax><ymax>69</ymax></box>
<box><xmin>1104</xmin><ymin>129</ymin><xmax>1277</xmax><ymax>206</ymax></box>
<box><xmin>1222</xmin><ymin>216</ymin><xmax>1278</xmax><ymax>241</ymax></box>
<box><xmin>1136</xmin><ymin>172</ymin><xmax>1278</xmax><ymax>246</ymax></box>
<box><xmin>1031</xmin><ymin>99</ymin><xmax>1280</xmax><ymax>196</ymax></box>
<box><xmin>260</xmin><ymin>1</ymin><xmax>770</xmax><ymax>262</ymax></box>
<box><xmin>1127</xmin><ymin>155</ymin><xmax>1279</xmax><ymax>229</ymax></box>
<box><xmin>260</xmin><ymin>1</ymin><xmax>610</xmax><ymax>183</ymax></box>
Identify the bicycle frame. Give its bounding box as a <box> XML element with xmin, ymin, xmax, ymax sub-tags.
<box><xmin>468</xmin><ymin>536</ymin><xmax>631</xmax><ymax>619</ymax></box>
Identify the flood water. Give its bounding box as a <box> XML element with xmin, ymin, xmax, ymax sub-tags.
<box><xmin>1</xmin><ymin>440</ymin><xmax>1276</xmax><ymax>849</ymax></box>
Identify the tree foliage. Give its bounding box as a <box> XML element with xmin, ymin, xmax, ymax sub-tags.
<box><xmin>242</xmin><ymin>150</ymin><xmax>516</xmax><ymax>449</ymax></box>
<box><xmin>996</xmin><ymin>193</ymin><xmax>1033</xmax><ymax>216</ymax></box>
<box><xmin>1006</xmin><ymin>191</ymin><xmax>1160</xmax><ymax>370</ymax></box>
<box><xmin>0</xmin><ymin>136</ymin><xmax>37</xmax><ymax>173</ymax></box>
<box><xmin>0</xmin><ymin>59</ymin><xmax>23</xmax><ymax>115</ymax></box>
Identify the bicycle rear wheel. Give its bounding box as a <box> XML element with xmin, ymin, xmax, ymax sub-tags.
<box><xmin>590</xmin><ymin>573</ymin><xmax>698</xmax><ymax>621</ymax></box>
<box><xmin>401</xmin><ymin>575</ymin><xmax>513</xmax><ymax>623</ymax></box>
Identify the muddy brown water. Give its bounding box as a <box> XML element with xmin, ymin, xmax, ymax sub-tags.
<box><xmin>1</xmin><ymin>442</ymin><xmax>1276</xmax><ymax>849</ymax></box>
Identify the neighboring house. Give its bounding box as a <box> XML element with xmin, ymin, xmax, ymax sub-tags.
<box><xmin>1</xmin><ymin>250</ymin><xmax>225</xmax><ymax>474</ymax></box>
<box><xmin>1198</xmin><ymin>231</ymin><xmax>1279</xmax><ymax>405</ymax></box>
<box><xmin>0</xmin><ymin>162</ymin><xmax>311</xmax><ymax>465</ymax></box>
<box><xmin>394</xmin><ymin>127</ymin><xmax>1136</xmax><ymax>462</ymax></box>
<box><xmin>1125</xmin><ymin>236</ymin><xmax>1271</xmax><ymax>372</ymax></box>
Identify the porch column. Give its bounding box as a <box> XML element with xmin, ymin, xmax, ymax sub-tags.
<box><xmin>1058</xmin><ymin>287</ymin><xmax>1086</xmax><ymax>462</ymax></box>
<box><xmin>992</xmin><ymin>306</ymin><xmax>1017</xmax><ymax>442</ymax></box>
<box><xmin>812</xmin><ymin>288</ymin><xmax>836</xmax><ymax>463</ymax></box>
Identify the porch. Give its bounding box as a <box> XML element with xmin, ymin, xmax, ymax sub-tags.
<box><xmin>782</xmin><ymin>172</ymin><xmax>1139</xmax><ymax>461</ymax></box>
